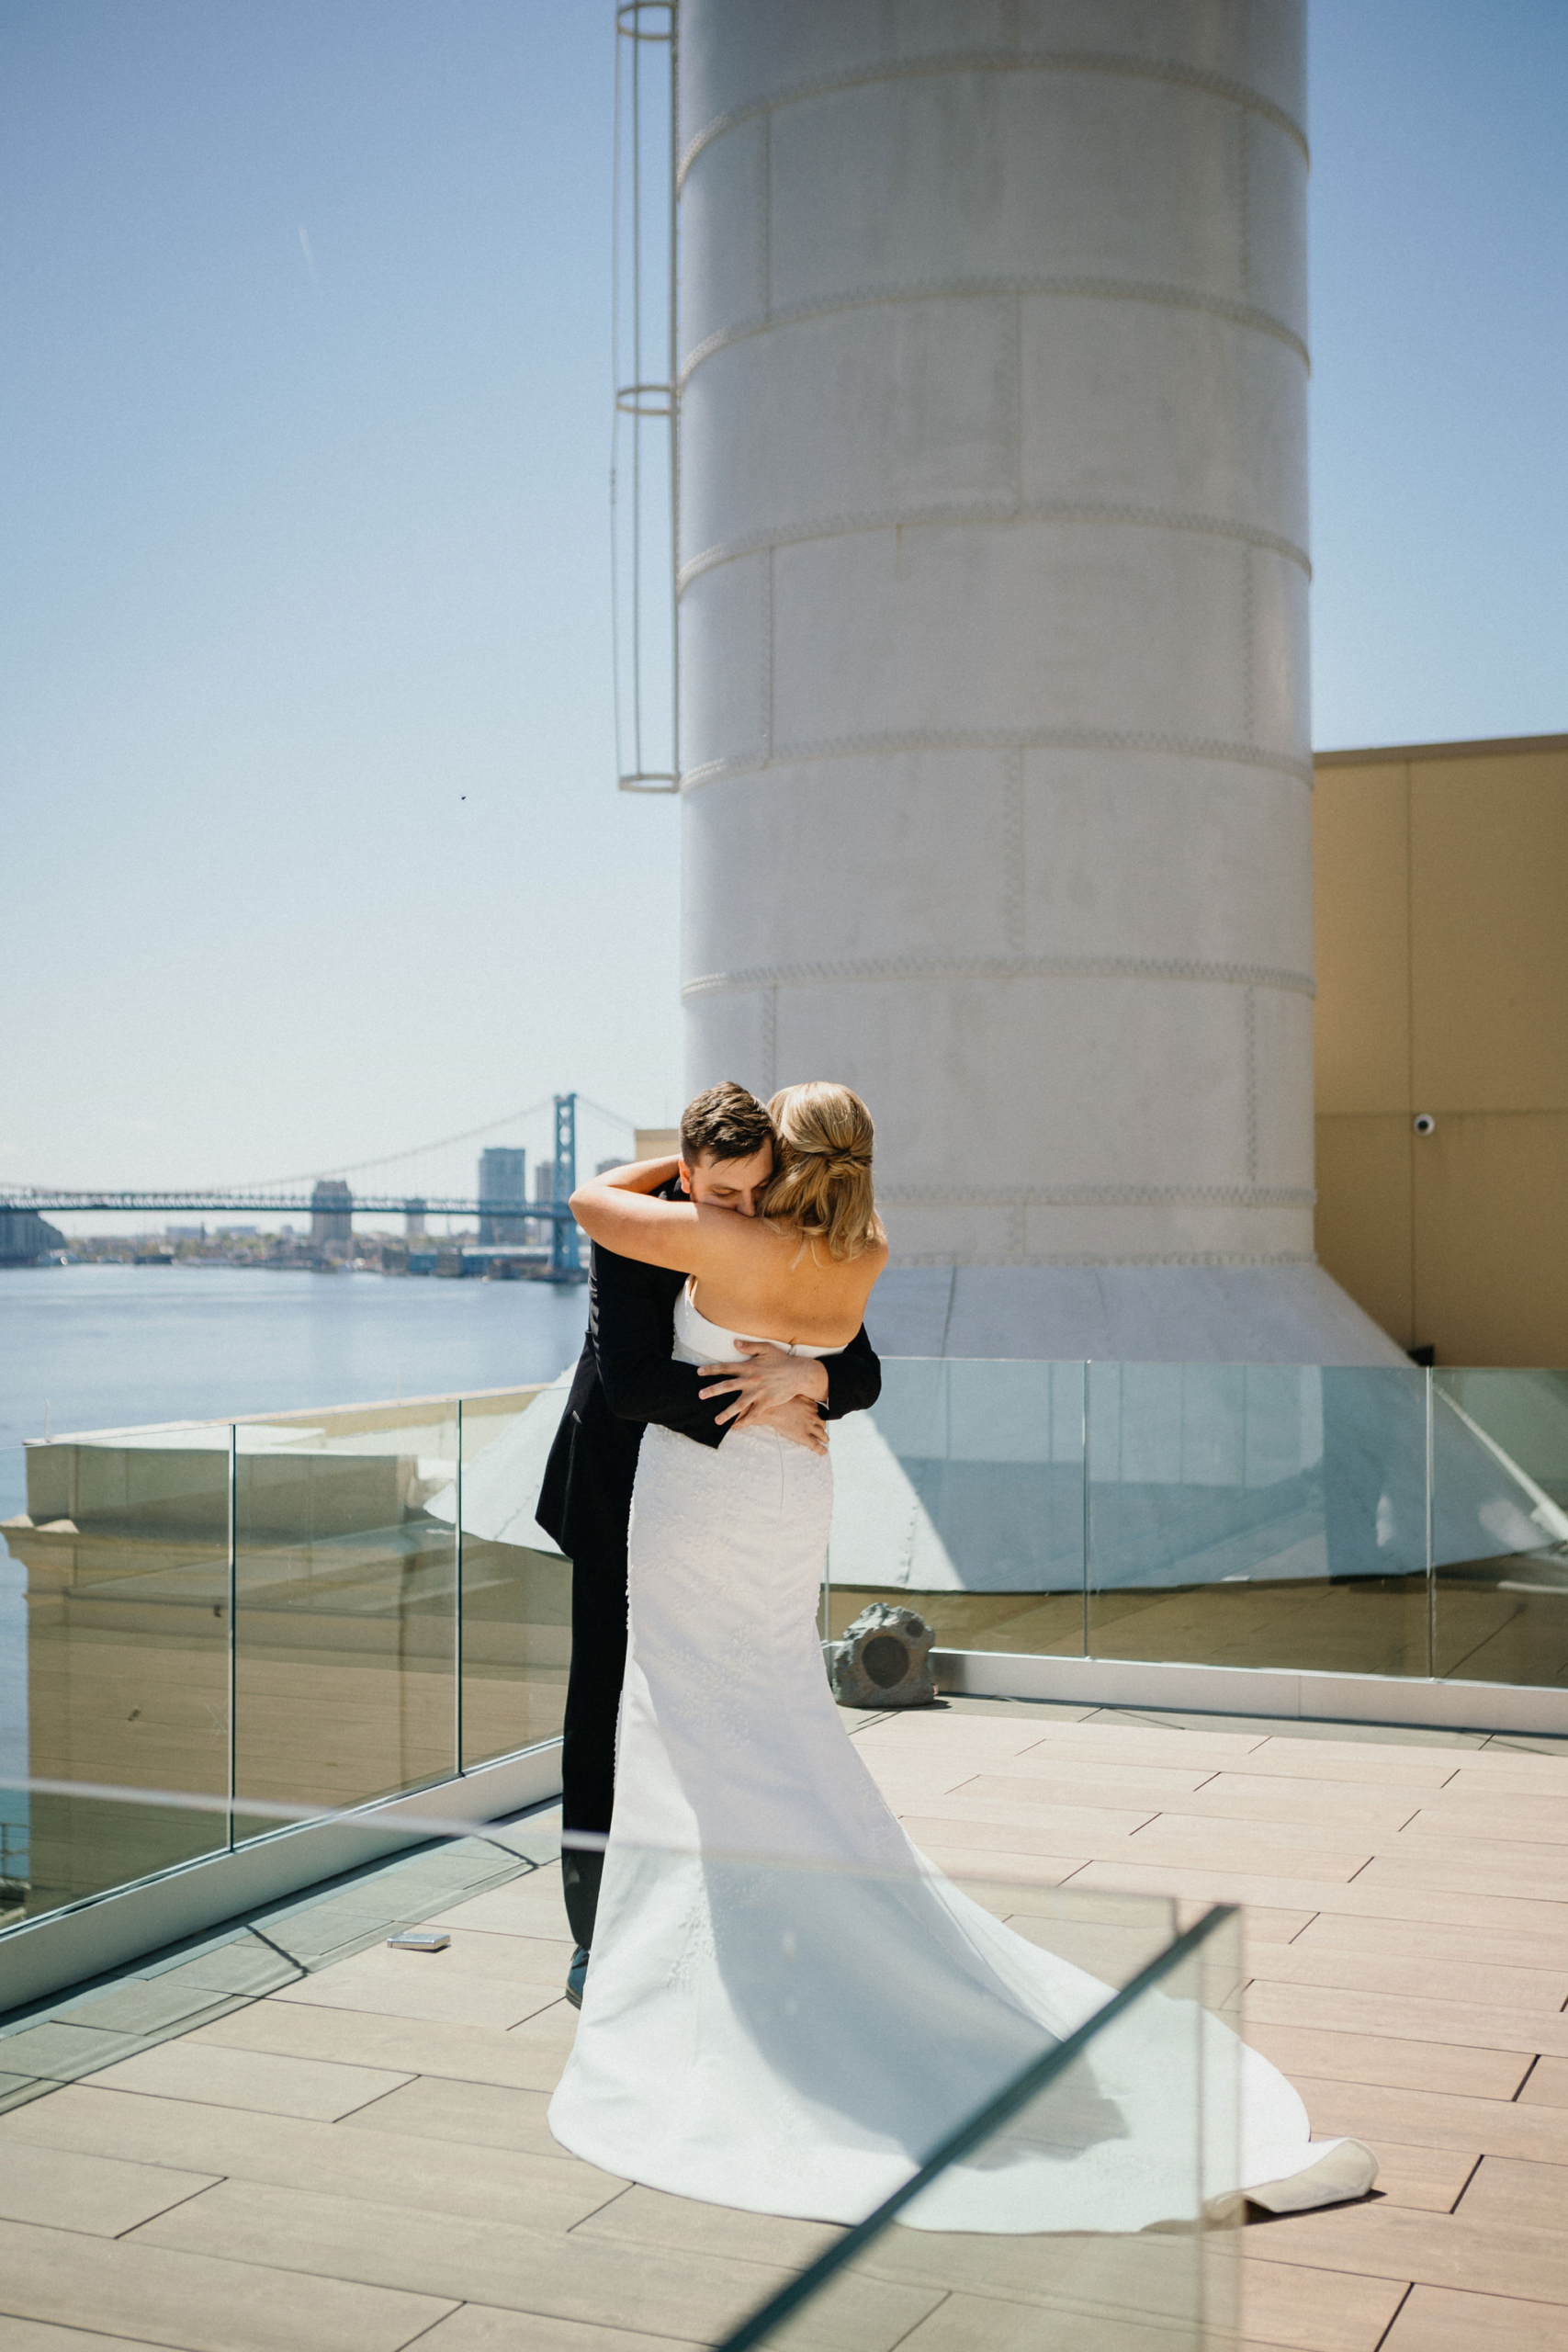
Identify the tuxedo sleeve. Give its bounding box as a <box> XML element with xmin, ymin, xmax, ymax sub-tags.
<box><xmin>822</xmin><ymin>1324</ymin><xmax>881</xmax><ymax>1420</ymax></box>
<box><xmin>591</xmin><ymin>1247</ymin><xmax>728</xmax><ymax>1450</ymax></box>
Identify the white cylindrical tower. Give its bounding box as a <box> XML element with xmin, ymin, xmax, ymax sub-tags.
<box><xmin>676</xmin><ymin>0</ymin><xmax>1399</xmax><ymax>1362</ymax></box>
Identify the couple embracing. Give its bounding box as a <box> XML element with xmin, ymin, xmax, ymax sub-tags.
<box><xmin>536</xmin><ymin>1079</ymin><xmax>1376</xmax><ymax>2231</ymax></box>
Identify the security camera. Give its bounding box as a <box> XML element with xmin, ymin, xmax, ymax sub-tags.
<box><xmin>1414</xmin><ymin>1114</ymin><xmax>1436</xmax><ymax>1136</ymax></box>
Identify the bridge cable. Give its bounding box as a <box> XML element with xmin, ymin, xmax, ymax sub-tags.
<box><xmin>246</xmin><ymin>1092</ymin><xmax>635</xmax><ymax>1189</ymax></box>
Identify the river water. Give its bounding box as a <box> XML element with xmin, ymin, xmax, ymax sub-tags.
<box><xmin>0</xmin><ymin>1261</ymin><xmax>590</xmax><ymax>1521</ymax></box>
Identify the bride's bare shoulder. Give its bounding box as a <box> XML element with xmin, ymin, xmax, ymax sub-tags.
<box><xmin>855</xmin><ymin>1232</ymin><xmax>890</xmax><ymax>1301</ymax></box>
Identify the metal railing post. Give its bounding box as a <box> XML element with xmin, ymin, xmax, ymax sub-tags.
<box><xmin>1081</xmin><ymin>1361</ymin><xmax>1091</xmax><ymax>1660</ymax></box>
<box><xmin>226</xmin><ymin>1423</ymin><xmax>237</xmax><ymax>1849</ymax></box>
<box><xmin>455</xmin><ymin>1399</ymin><xmax>465</xmax><ymax>1776</ymax></box>
<box><xmin>1425</xmin><ymin>1365</ymin><xmax>1436</xmax><ymax>1679</ymax></box>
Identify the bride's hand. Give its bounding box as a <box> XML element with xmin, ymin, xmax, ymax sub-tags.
<box><xmin>755</xmin><ymin>1395</ymin><xmax>829</xmax><ymax>1454</ymax></box>
<box><xmin>698</xmin><ymin>1342</ymin><xmax>830</xmax><ymax>1424</ymax></box>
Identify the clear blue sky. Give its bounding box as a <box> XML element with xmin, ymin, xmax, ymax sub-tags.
<box><xmin>3</xmin><ymin>1</ymin><xmax>1563</xmax><ymax>1207</ymax></box>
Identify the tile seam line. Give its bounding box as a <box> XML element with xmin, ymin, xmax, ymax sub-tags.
<box><xmin>424</xmin><ymin>2311</ymin><xmax>698</xmax><ymax>2352</ymax></box>
<box><xmin>677</xmin><ymin>277</ymin><xmax>1310</xmax><ymax>384</ymax></box>
<box><xmin>1245</xmin><ymin>2008</ymin><xmax>1552</xmax><ymax>2058</ymax></box>
<box><xmin>1512</xmin><ymin>2054</ymin><xmax>1540</xmax><ymax>2101</ymax></box>
<box><xmin>393</xmin><ymin>2301</ymin><xmax>468</xmax><ymax>2352</ymax></box>
<box><xmin>124</xmin><ymin>2196</ymin><xmax>871</xmax><ymax>2296</ymax></box>
<box><xmin>1244</xmin><ymin>2253</ymin><xmax>1568</xmax><ymax>2317</ymax></box>
<box><xmin>0</xmin><ymin>2285</ymin><xmax>239</xmax><ymax>2350</ymax></box>
<box><xmin>1371</xmin><ymin>2281</ymin><xmax>1415</xmax><ymax>2352</ymax></box>
<box><xmin>560</xmin><ymin>2178</ymin><xmax>641</xmax><ymax>2237</ymax></box>
<box><xmin>111</xmin><ymin>2172</ymin><xmax>231</xmax><ymax>2242</ymax></box>
<box><xmin>1446</xmin><ymin>2152</ymin><xmax>1486</xmax><ymax>2211</ymax></box>
<box><xmin>676</xmin><ymin>51</ymin><xmax>1311</xmax><ymax>189</ymax></box>
<box><xmin>676</xmin><ymin>505</ymin><xmax>1314</xmax><ymax>594</ymax></box>
<box><xmin>880</xmin><ymin>2280</ymin><xmax>954</xmax><ymax>2352</ymax></box>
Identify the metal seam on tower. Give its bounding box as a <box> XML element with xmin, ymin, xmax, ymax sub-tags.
<box><xmin>1246</xmin><ymin>989</ymin><xmax>1259</xmax><ymax>1184</ymax></box>
<box><xmin>679</xmin><ymin>282</ymin><xmax>1310</xmax><ymax>390</ymax></box>
<box><xmin>1008</xmin><ymin>290</ymin><xmax>1023</xmax><ymax>516</ymax></box>
<box><xmin>1242</xmin><ymin>545</ymin><xmax>1256</xmax><ymax>742</ymax></box>
<box><xmin>1239</xmin><ymin>108</ymin><xmax>1254</xmax><ymax>297</ymax></box>
<box><xmin>680</xmin><ymin>734</ymin><xmax>1315</xmax><ymax>795</ymax></box>
<box><xmin>880</xmin><ymin>1185</ymin><xmax>1316</xmax><ymax>1208</ymax></box>
<box><xmin>890</xmin><ymin>1251</ymin><xmax>1321</xmax><ymax>1270</ymax></box>
<box><xmin>676</xmin><ymin>508</ymin><xmax>1314</xmax><ymax>596</ymax></box>
<box><xmin>676</xmin><ymin>52</ymin><xmax>1310</xmax><ymax>191</ymax></box>
<box><xmin>682</xmin><ymin>957</ymin><xmax>1316</xmax><ymax>1000</ymax></box>
<box><xmin>761</xmin><ymin>543</ymin><xmax>773</xmax><ymax>759</ymax></box>
<box><xmin>1002</xmin><ymin>751</ymin><xmax>1025</xmax><ymax>962</ymax></box>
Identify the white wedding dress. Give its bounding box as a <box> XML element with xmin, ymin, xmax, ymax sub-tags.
<box><xmin>547</xmin><ymin>1287</ymin><xmax>1376</xmax><ymax>2232</ymax></box>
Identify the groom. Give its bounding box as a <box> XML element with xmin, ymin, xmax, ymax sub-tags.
<box><xmin>536</xmin><ymin>1080</ymin><xmax>882</xmax><ymax>2000</ymax></box>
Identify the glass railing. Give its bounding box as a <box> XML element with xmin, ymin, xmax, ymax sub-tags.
<box><xmin>1432</xmin><ymin>1369</ymin><xmax>1568</xmax><ymax>1685</ymax></box>
<box><xmin>6</xmin><ymin>1423</ymin><xmax>233</xmax><ymax>1917</ymax></box>
<box><xmin>1086</xmin><ymin>1363</ymin><xmax>1430</xmax><ymax>1677</ymax></box>
<box><xmin>6</xmin><ymin>1362</ymin><xmax>1567</xmax><ymax>1946</ymax></box>
<box><xmin>0</xmin><ymin>1773</ymin><xmax>1241</xmax><ymax>2350</ymax></box>
<box><xmin>1</xmin><ymin>1383</ymin><xmax>571</xmax><ymax>1933</ymax></box>
<box><xmin>716</xmin><ymin>1898</ymin><xmax>1242</xmax><ymax>2351</ymax></box>
<box><xmin>828</xmin><ymin>1360</ymin><xmax>1568</xmax><ymax>1690</ymax></box>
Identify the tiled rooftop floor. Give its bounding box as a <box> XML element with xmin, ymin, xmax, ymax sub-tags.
<box><xmin>2</xmin><ymin>1696</ymin><xmax>1567</xmax><ymax>2350</ymax></box>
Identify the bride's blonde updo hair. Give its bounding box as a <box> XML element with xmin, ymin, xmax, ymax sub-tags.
<box><xmin>761</xmin><ymin>1082</ymin><xmax>885</xmax><ymax>1262</ymax></box>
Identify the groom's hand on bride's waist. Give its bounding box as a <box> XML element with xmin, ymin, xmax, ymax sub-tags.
<box><xmin>699</xmin><ymin>1344</ymin><xmax>830</xmax><ymax>1419</ymax></box>
<box><xmin>699</xmin><ymin>1345</ymin><xmax>830</xmax><ymax>1453</ymax></box>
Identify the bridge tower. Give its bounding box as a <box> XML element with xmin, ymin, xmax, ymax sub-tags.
<box><xmin>551</xmin><ymin>1093</ymin><xmax>581</xmax><ymax>1279</ymax></box>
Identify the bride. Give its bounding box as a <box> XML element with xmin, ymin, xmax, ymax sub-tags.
<box><xmin>547</xmin><ymin>1080</ymin><xmax>1376</xmax><ymax>2233</ymax></box>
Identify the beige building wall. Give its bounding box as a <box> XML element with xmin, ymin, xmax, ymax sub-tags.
<box><xmin>634</xmin><ymin>1127</ymin><xmax>681</xmax><ymax>1163</ymax></box>
<box><xmin>1314</xmin><ymin>732</ymin><xmax>1568</xmax><ymax>1364</ymax></box>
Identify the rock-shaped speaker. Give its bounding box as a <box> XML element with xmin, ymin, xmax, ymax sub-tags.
<box><xmin>827</xmin><ymin>1602</ymin><xmax>936</xmax><ymax>1710</ymax></box>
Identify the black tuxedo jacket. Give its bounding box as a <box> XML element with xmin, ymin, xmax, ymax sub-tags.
<box><xmin>535</xmin><ymin>1183</ymin><xmax>882</xmax><ymax>1567</ymax></box>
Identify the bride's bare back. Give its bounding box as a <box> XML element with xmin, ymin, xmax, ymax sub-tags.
<box><xmin>687</xmin><ymin>1205</ymin><xmax>885</xmax><ymax>1347</ymax></box>
<box><xmin>570</xmin><ymin>1159</ymin><xmax>886</xmax><ymax>1350</ymax></box>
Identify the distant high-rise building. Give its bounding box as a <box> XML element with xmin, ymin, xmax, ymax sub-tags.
<box><xmin>0</xmin><ymin>1209</ymin><xmax>65</xmax><ymax>1266</ymax></box>
<box><xmin>310</xmin><ymin>1181</ymin><xmax>353</xmax><ymax>1244</ymax></box>
<box><xmin>478</xmin><ymin>1148</ymin><xmax>527</xmax><ymax>1244</ymax></box>
<box><xmin>527</xmin><ymin>1156</ymin><xmax>559</xmax><ymax>1244</ymax></box>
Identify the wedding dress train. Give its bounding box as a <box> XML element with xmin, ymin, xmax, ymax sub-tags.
<box><xmin>547</xmin><ymin>1288</ymin><xmax>1376</xmax><ymax>2232</ymax></box>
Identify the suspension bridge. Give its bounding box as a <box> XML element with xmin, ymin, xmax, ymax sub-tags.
<box><xmin>0</xmin><ymin>1093</ymin><xmax>638</xmax><ymax>1283</ymax></box>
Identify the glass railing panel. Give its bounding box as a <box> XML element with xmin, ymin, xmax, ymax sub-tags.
<box><xmin>1088</xmin><ymin>1364</ymin><xmax>1430</xmax><ymax>1675</ymax></box>
<box><xmin>0</xmin><ymin>1425</ymin><xmax>231</xmax><ymax>1919</ymax></box>
<box><xmin>1432</xmin><ymin>1368</ymin><xmax>1568</xmax><ymax>1686</ymax></box>
<box><xmin>3</xmin><ymin>1786</ymin><xmax>1235</xmax><ymax>2315</ymax></box>
<box><xmin>2</xmin><ymin>1448</ymin><xmax>31</xmax><ymax>1930</ymax></box>
<box><xmin>715</xmin><ymin>1902</ymin><xmax>1243</xmax><ymax>2352</ymax></box>
<box><xmin>452</xmin><ymin>1384</ymin><xmax>572</xmax><ymax>1770</ymax></box>
<box><xmin>827</xmin><ymin>1358</ymin><xmax>1087</xmax><ymax>1658</ymax></box>
<box><xmin>232</xmin><ymin>1399</ymin><xmax>458</xmax><ymax>1828</ymax></box>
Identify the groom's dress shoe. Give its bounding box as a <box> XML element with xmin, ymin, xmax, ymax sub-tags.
<box><xmin>566</xmin><ymin>1946</ymin><xmax>590</xmax><ymax>2008</ymax></box>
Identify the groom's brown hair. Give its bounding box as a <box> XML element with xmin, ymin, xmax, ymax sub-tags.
<box><xmin>680</xmin><ymin>1080</ymin><xmax>773</xmax><ymax>1164</ymax></box>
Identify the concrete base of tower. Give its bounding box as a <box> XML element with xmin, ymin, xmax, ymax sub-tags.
<box><xmin>867</xmin><ymin>1262</ymin><xmax>1407</xmax><ymax>1366</ymax></box>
